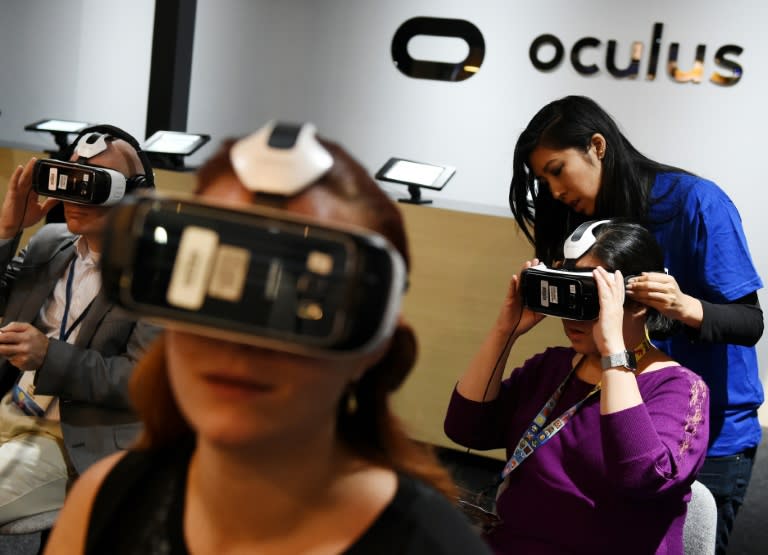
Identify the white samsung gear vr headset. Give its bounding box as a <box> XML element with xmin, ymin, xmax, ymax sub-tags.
<box><xmin>32</xmin><ymin>128</ymin><xmax>154</xmax><ymax>205</ymax></box>
<box><xmin>520</xmin><ymin>220</ymin><xmax>613</xmax><ymax>320</ymax></box>
<box><xmin>100</xmin><ymin>121</ymin><xmax>406</xmax><ymax>357</ymax></box>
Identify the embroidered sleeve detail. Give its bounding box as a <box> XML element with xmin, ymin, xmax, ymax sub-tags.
<box><xmin>677</xmin><ymin>377</ymin><xmax>708</xmax><ymax>461</ymax></box>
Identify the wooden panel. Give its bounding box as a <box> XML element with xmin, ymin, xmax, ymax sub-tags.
<box><xmin>394</xmin><ymin>203</ymin><xmax>566</xmax><ymax>459</ymax></box>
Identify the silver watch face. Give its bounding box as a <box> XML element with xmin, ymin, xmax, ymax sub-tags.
<box><xmin>602</xmin><ymin>351</ymin><xmax>636</xmax><ymax>370</ymax></box>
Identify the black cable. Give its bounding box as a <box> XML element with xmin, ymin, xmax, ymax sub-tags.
<box><xmin>480</xmin><ymin>311</ymin><xmax>523</xmax><ymax>403</ymax></box>
<box><xmin>463</xmin><ymin>310</ymin><xmax>524</xmax><ymax>459</ymax></box>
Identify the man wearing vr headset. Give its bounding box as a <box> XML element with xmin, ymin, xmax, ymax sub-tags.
<box><xmin>0</xmin><ymin>126</ymin><xmax>159</xmax><ymax>525</ymax></box>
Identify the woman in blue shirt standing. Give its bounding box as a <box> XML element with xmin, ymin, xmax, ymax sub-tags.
<box><xmin>507</xmin><ymin>94</ymin><xmax>763</xmax><ymax>554</ymax></box>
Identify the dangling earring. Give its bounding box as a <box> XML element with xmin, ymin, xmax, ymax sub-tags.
<box><xmin>345</xmin><ymin>382</ymin><xmax>358</xmax><ymax>415</ymax></box>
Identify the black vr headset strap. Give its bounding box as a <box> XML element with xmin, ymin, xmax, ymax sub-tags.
<box><xmin>65</xmin><ymin>124</ymin><xmax>155</xmax><ymax>190</ymax></box>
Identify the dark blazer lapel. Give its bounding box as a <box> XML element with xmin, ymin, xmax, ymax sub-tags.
<box><xmin>17</xmin><ymin>247</ymin><xmax>76</xmax><ymax>323</ymax></box>
<box><xmin>74</xmin><ymin>292</ymin><xmax>112</xmax><ymax>348</ymax></box>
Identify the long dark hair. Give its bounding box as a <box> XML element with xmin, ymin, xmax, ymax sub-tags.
<box><xmin>509</xmin><ymin>95</ymin><xmax>687</xmax><ymax>264</ymax></box>
<box><xmin>586</xmin><ymin>220</ymin><xmax>675</xmax><ymax>338</ymax></box>
<box><xmin>130</xmin><ymin>137</ymin><xmax>456</xmax><ymax>497</ymax></box>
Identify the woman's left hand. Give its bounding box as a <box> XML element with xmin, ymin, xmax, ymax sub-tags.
<box><xmin>625</xmin><ymin>271</ymin><xmax>703</xmax><ymax>327</ymax></box>
<box><xmin>592</xmin><ymin>266</ymin><xmax>626</xmax><ymax>356</ymax></box>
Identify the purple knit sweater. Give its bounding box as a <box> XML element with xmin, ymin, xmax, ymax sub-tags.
<box><xmin>444</xmin><ymin>347</ymin><xmax>709</xmax><ymax>555</ymax></box>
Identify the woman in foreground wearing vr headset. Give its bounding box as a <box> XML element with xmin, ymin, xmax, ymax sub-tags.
<box><xmin>45</xmin><ymin>123</ymin><xmax>492</xmax><ymax>555</ymax></box>
<box><xmin>507</xmin><ymin>95</ymin><xmax>763</xmax><ymax>554</ymax></box>
<box><xmin>445</xmin><ymin>219</ymin><xmax>710</xmax><ymax>554</ymax></box>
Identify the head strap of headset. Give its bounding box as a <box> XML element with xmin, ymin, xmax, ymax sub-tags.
<box><xmin>72</xmin><ymin>131</ymin><xmax>111</xmax><ymax>162</ymax></box>
<box><xmin>562</xmin><ymin>219</ymin><xmax>612</xmax><ymax>270</ymax></box>
<box><xmin>230</xmin><ymin>121</ymin><xmax>333</xmax><ymax>195</ymax></box>
<box><xmin>69</xmin><ymin>126</ymin><xmax>155</xmax><ymax>189</ymax></box>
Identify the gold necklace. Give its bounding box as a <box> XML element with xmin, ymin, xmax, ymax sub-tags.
<box><xmin>632</xmin><ymin>331</ymin><xmax>654</xmax><ymax>364</ymax></box>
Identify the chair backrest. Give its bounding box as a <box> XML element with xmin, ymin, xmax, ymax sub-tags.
<box><xmin>683</xmin><ymin>480</ymin><xmax>717</xmax><ymax>555</ymax></box>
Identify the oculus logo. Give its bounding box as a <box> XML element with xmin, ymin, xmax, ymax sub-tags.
<box><xmin>391</xmin><ymin>17</ymin><xmax>485</xmax><ymax>82</ymax></box>
<box><xmin>529</xmin><ymin>22</ymin><xmax>743</xmax><ymax>86</ymax></box>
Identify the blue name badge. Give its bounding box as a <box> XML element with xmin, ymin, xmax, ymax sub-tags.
<box><xmin>11</xmin><ymin>373</ymin><xmax>53</xmax><ymax>417</ymax></box>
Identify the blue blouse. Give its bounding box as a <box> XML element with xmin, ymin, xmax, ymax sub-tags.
<box><xmin>648</xmin><ymin>172</ymin><xmax>763</xmax><ymax>456</ymax></box>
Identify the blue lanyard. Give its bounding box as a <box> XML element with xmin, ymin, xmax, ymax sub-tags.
<box><xmin>59</xmin><ymin>257</ymin><xmax>93</xmax><ymax>342</ymax></box>
<box><xmin>501</xmin><ymin>356</ymin><xmax>600</xmax><ymax>480</ymax></box>
<box><xmin>500</xmin><ymin>335</ymin><xmax>654</xmax><ymax>480</ymax></box>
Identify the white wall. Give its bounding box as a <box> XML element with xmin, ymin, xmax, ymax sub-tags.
<box><xmin>0</xmin><ymin>0</ymin><xmax>154</xmax><ymax>151</ymax></box>
<box><xmin>186</xmin><ymin>0</ymin><xmax>768</xmax><ymax>400</ymax></box>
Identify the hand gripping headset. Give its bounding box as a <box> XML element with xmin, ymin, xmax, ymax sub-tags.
<box><xmin>519</xmin><ymin>219</ymin><xmax>613</xmax><ymax>320</ymax></box>
<box><xmin>100</xmin><ymin>121</ymin><xmax>407</xmax><ymax>358</ymax></box>
<box><xmin>32</xmin><ymin>124</ymin><xmax>155</xmax><ymax>205</ymax></box>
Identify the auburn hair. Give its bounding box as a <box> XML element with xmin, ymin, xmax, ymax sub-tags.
<box><xmin>130</xmin><ymin>137</ymin><xmax>456</xmax><ymax>498</ymax></box>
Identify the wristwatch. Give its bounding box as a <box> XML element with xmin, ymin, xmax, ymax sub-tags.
<box><xmin>600</xmin><ymin>350</ymin><xmax>637</xmax><ymax>372</ymax></box>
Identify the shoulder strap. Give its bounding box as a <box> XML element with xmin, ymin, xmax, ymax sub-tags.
<box><xmin>85</xmin><ymin>450</ymin><xmax>151</xmax><ymax>552</ymax></box>
<box><xmin>85</xmin><ymin>444</ymin><xmax>193</xmax><ymax>555</ymax></box>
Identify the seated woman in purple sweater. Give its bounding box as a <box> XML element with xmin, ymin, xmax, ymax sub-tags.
<box><xmin>445</xmin><ymin>219</ymin><xmax>709</xmax><ymax>555</ymax></box>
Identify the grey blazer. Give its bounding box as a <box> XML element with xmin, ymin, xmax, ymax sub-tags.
<box><xmin>0</xmin><ymin>224</ymin><xmax>160</xmax><ymax>474</ymax></box>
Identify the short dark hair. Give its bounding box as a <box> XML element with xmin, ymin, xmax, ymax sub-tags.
<box><xmin>584</xmin><ymin>219</ymin><xmax>675</xmax><ymax>338</ymax></box>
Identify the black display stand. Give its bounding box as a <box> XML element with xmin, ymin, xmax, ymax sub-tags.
<box><xmin>397</xmin><ymin>184</ymin><xmax>432</xmax><ymax>205</ymax></box>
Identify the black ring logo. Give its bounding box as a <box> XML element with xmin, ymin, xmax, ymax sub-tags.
<box><xmin>391</xmin><ymin>17</ymin><xmax>485</xmax><ymax>82</ymax></box>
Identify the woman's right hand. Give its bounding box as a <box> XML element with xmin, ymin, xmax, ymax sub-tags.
<box><xmin>0</xmin><ymin>157</ymin><xmax>59</xmax><ymax>239</ymax></box>
<box><xmin>495</xmin><ymin>258</ymin><xmax>545</xmax><ymax>337</ymax></box>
